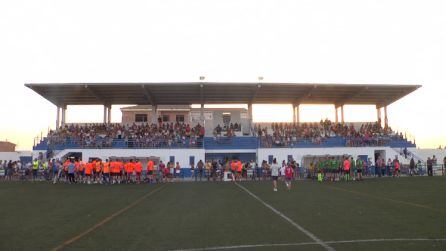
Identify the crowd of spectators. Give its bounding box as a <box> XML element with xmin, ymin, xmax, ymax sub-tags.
<box><xmin>45</xmin><ymin>121</ymin><xmax>205</xmax><ymax>149</ymax></box>
<box><xmin>254</xmin><ymin>119</ymin><xmax>407</xmax><ymax>147</ymax></box>
<box><xmin>213</xmin><ymin>123</ymin><xmax>241</xmax><ymax>137</ymax></box>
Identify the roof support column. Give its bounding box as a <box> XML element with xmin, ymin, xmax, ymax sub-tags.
<box><xmin>376</xmin><ymin>105</ymin><xmax>382</xmax><ymax>126</ymax></box>
<box><xmin>103</xmin><ymin>105</ymin><xmax>107</xmax><ymax>123</ymax></box>
<box><xmin>56</xmin><ymin>106</ymin><xmax>60</xmax><ymax>129</ymax></box>
<box><xmin>293</xmin><ymin>104</ymin><xmax>300</xmax><ymax>123</ymax></box>
<box><xmin>335</xmin><ymin>105</ymin><xmax>339</xmax><ymax>123</ymax></box>
<box><xmin>107</xmin><ymin>105</ymin><xmax>112</xmax><ymax>124</ymax></box>
<box><xmin>248</xmin><ymin>103</ymin><xmax>253</xmax><ymax>125</ymax></box>
<box><xmin>384</xmin><ymin>106</ymin><xmax>388</xmax><ymax>128</ymax></box>
<box><xmin>152</xmin><ymin>105</ymin><xmax>158</xmax><ymax>124</ymax></box>
<box><xmin>340</xmin><ymin>105</ymin><xmax>345</xmax><ymax>123</ymax></box>
<box><xmin>61</xmin><ymin>105</ymin><xmax>67</xmax><ymax>127</ymax></box>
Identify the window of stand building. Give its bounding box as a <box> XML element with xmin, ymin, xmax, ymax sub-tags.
<box><xmin>176</xmin><ymin>115</ymin><xmax>185</xmax><ymax>123</ymax></box>
<box><xmin>162</xmin><ymin>115</ymin><xmax>169</xmax><ymax>122</ymax></box>
<box><xmin>135</xmin><ymin>114</ymin><xmax>148</xmax><ymax>122</ymax></box>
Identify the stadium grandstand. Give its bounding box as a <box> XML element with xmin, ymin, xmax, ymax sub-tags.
<box><xmin>0</xmin><ymin>81</ymin><xmax>442</xmax><ymax>251</ymax></box>
<box><xmin>25</xmin><ymin>82</ymin><xmax>428</xmax><ymax>171</ymax></box>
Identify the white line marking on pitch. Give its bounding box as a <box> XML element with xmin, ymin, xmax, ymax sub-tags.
<box><xmin>51</xmin><ymin>184</ymin><xmax>168</xmax><ymax>251</ymax></box>
<box><xmin>325</xmin><ymin>238</ymin><xmax>446</xmax><ymax>244</ymax></box>
<box><xmin>172</xmin><ymin>242</ymin><xmax>318</xmax><ymax>251</ymax></box>
<box><xmin>234</xmin><ymin>182</ymin><xmax>335</xmax><ymax>251</ymax></box>
<box><xmin>172</xmin><ymin>238</ymin><xmax>446</xmax><ymax>251</ymax></box>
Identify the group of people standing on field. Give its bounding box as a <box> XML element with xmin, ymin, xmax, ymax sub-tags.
<box><xmin>269</xmin><ymin>158</ymin><xmax>294</xmax><ymax>192</ymax></box>
<box><xmin>189</xmin><ymin>158</ymin><xmax>302</xmax><ymax>183</ymax></box>
<box><xmin>308</xmin><ymin>156</ymin><xmax>368</xmax><ymax>182</ymax></box>
<box><xmin>0</xmin><ymin>160</ymin><xmax>22</xmax><ymax>181</ymax></box>
<box><xmin>4</xmin><ymin>153</ymin><xmax>445</xmax><ymax>184</ymax></box>
<box><xmin>308</xmin><ymin>155</ymin><xmax>404</xmax><ymax>182</ymax></box>
<box><xmin>49</xmin><ymin>158</ymin><xmax>182</xmax><ymax>185</ymax></box>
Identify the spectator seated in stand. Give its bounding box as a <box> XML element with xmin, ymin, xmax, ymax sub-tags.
<box><xmin>213</xmin><ymin>123</ymin><xmax>240</xmax><ymax>138</ymax></box>
<box><xmin>46</xmin><ymin>122</ymin><xmax>205</xmax><ymax>149</ymax></box>
<box><xmin>255</xmin><ymin>119</ymin><xmax>409</xmax><ymax>147</ymax></box>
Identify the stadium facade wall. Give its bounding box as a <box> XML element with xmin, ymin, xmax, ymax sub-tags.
<box><xmin>30</xmin><ymin>146</ymin><xmax>421</xmax><ymax>169</ymax></box>
<box><xmin>203</xmin><ymin>109</ymin><xmax>249</xmax><ymax>135</ymax></box>
<box><xmin>33</xmin><ymin>149</ymin><xmax>205</xmax><ymax>169</ymax></box>
<box><xmin>410</xmin><ymin>149</ymin><xmax>446</xmax><ymax>163</ymax></box>
<box><xmin>257</xmin><ymin>147</ymin><xmax>400</xmax><ymax>165</ymax></box>
<box><xmin>0</xmin><ymin>151</ymin><xmax>32</xmax><ymax>162</ymax></box>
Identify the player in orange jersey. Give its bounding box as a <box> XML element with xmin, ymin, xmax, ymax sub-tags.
<box><xmin>134</xmin><ymin>159</ymin><xmax>142</xmax><ymax>184</ymax></box>
<box><xmin>147</xmin><ymin>159</ymin><xmax>154</xmax><ymax>183</ymax></box>
<box><xmin>102</xmin><ymin>159</ymin><xmax>110</xmax><ymax>185</ymax></box>
<box><xmin>85</xmin><ymin>162</ymin><xmax>93</xmax><ymax>184</ymax></box>
<box><xmin>94</xmin><ymin>159</ymin><xmax>102</xmax><ymax>184</ymax></box>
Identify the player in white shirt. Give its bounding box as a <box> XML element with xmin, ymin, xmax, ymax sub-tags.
<box><xmin>270</xmin><ymin>158</ymin><xmax>280</xmax><ymax>192</ymax></box>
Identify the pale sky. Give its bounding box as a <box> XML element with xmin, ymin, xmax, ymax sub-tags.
<box><xmin>1</xmin><ymin>0</ymin><xmax>445</xmax><ymax>150</ymax></box>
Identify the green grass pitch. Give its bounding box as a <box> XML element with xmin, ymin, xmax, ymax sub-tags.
<box><xmin>1</xmin><ymin>177</ymin><xmax>445</xmax><ymax>251</ymax></box>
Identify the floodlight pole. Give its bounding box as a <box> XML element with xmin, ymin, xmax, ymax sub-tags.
<box><xmin>200</xmin><ymin>103</ymin><xmax>205</xmax><ymax>126</ymax></box>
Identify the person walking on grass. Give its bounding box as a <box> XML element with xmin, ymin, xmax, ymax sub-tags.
<box><xmin>356</xmin><ymin>157</ymin><xmax>363</xmax><ymax>181</ymax></box>
<box><xmin>284</xmin><ymin>163</ymin><xmax>294</xmax><ymax>191</ymax></box>
<box><xmin>427</xmin><ymin>157</ymin><xmax>433</xmax><ymax>176</ymax></box>
<box><xmin>350</xmin><ymin>157</ymin><xmax>356</xmax><ymax>181</ymax></box>
<box><xmin>343</xmin><ymin>157</ymin><xmax>351</xmax><ymax>181</ymax></box>
<box><xmin>281</xmin><ymin>160</ymin><xmax>286</xmax><ymax>181</ymax></box>
<box><xmin>416</xmin><ymin>160</ymin><xmax>423</xmax><ymax>175</ymax></box>
<box><xmin>52</xmin><ymin>160</ymin><xmax>62</xmax><ymax>184</ymax></box>
<box><xmin>158</xmin><ymin>161</ymin><xmax>166</xmax><ymax>183</ymax></box>
<box><xmin>393</xmin><ymin>157</ymin><xmax>400</xmax><ymax>178</ymax></box>
<box><xmin>197</xmin><ymin>160</ymin><xmax>204</xmax><ymax>181</ymax></box>
<box><xmin>236</xmin><ymin>159</ymin><xmax>243</xmax><ymax>181</ymax></box>
<box><xmin>135</xmin><ymin>159</ymin><xmax>142</xmax><ymax>184</ymax></box>
<box><xmin>175</xmin><ymin>162</ymin><xmax>181</xmax><ymax>181</ymax></box>
<box><xmin>190</xmin><ymin>162</ymin><xmax>195</xmax><ymax>181</ymax></box>
<box><xmin>205</xmin><ymin>160</ymin><xmax>212</xmax><ymax>181</ymax></box>
<box><xmin>443</xmin><ymin>156</ymin><xmax>446</xmax><ymax>176</ymax></box>
<box><xmin>147</xmin><ymin>159</ymin><xmax>154</xmax><ymax>183</ymax></box>
<box><xmin>103</xmin><ymin>159</ymin><xmax>111</xmax><ymax>185</ymax></box>
<box><xmin>67</xmin><ymin>159</ymin><xmax>76</xmax><ymax>184</ymax></box>
<box><xmin>409</xmin><ymin>157</ymin><xmax>415</xmax><ymax>176</ymax></box>
<box><xmin>85</xmin><ymin>161</ymin><xmax>93</xmax><ymax>184</ymax></box>
<box><xmin>230</xmin><ymin>159</ymin><xmax>237</xmax><ymax>181</ymax></box>
<box><xmin>163</xmin><ymin>162</ymin><xmax>171</xmax><ymax>182</ymax></box>
<box><xmin>271</xmin><ymin>158</ymin><xmax>280</xmax><ymax>192</ymax></box>
<box><xmin>32</xmin><ymin>159</ymin><xmax>39</xmax><ymax>181</ymax></box>
<box><xmin>212</xmin><ymin>160</ymin><xmax>218</xmax><ymax>181</ymax></box>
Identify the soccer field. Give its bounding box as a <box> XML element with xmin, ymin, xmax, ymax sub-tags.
<box><xmin>1</xmin><ymin>177</ymin><xmax>446</xmax><ymax>251</ymax></box>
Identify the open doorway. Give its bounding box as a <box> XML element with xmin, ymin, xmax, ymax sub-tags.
<box><xmin>222</xmin><ymin>113</ymin><xmax>231</xmax><ymax>127</ymax></box>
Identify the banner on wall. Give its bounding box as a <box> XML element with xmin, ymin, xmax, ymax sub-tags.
<box><xmin>190</xmin><ymin>112</ymin><xmax>201</xmax><ymax>123</ymax></box>
<box><xmin>191</xmin><ymin>111</ymin><xmax>213</xmax><ymax>121</ymax></box>
<box><xmin>204</xmin><ymin>112</ymin><xmax>213</xmax><ymax>120</ymax></box>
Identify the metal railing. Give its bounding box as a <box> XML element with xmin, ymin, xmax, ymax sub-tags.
<box><xmin>258</xmin><ymin>136</ymin><xmax>414</xmax><ymax>148</ymax></box>
<box><xmin>45</xmin><ymin>137</ymin><xmax>204</xmax><ymax>150</ymax></box>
